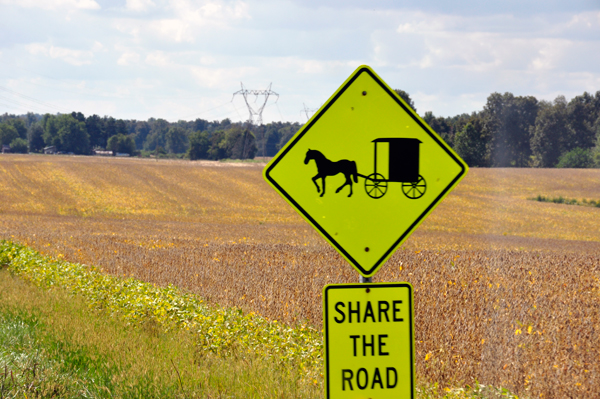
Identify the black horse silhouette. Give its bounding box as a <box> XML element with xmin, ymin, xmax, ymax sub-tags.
<box><xmin>304</xmin><ymin>149</ymin><xmax>358</xmax><ymax>197</ymax></box>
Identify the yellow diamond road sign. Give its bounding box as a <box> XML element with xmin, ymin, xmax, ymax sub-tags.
<box><xmin>323</xmin><ymin>283</ymin><xmax>414</xmax><ymax>399</ymax></box>
<box><xmin>264</xmin><ymin>65</ymin><xmax>468</xmax><ymax>277</ymax></box>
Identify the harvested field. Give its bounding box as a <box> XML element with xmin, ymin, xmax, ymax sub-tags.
<box><xmin>1</xmin><ymin>154</ymin><xmax>600</xmax><ymax>398</ymax></box>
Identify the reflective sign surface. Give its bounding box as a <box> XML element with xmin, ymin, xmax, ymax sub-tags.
<box><xmin>323</xmin><ymin>283</ymin><xmax>414</xmax><ymax>399</ymax></box>
<box><xmin>264</xmin><ymin>65</ymin><xmax>468</xmax><ymax>277</ymax></box>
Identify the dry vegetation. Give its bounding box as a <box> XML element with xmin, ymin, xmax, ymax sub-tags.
<box><xmin>1</xmin><ymin>154</ymin><xmax>599</xmax><ymax>398</ymax></box>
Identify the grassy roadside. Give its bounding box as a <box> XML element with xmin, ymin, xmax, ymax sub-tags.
<box><xmin>0</xmin><ymin>269</ymin><xmax>321</xmax><ymax>398</ymax></box>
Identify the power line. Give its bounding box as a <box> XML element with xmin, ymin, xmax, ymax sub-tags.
<box><xmin>231</xmin><ymin>101</ymin><xmax>244</xmax><ymax>121</ymax></box>
<box><xmin>0</xmin><ymin>93</ymin><xmax>54</xmax><ymax>114</ymax></box>
<box><xmin>0</xmin><ymin>85</ymin><xmax>70</xmax><ymax>112</ymax></box>
<box><xmin>301</xmin><ymin>103</ymin><xmax>320</xmax><ymax>122</ymax></box>
<box><xmin>178</xmin><ymin>101</ymin><xmax>233</xmax><ymax>120</ymax></box>
<box><xmin>0</xmin><ymin>100</ymin><xmax>22</xmax><ymax>111</ymax></box>
<box><xmin>275</xmin><ymin>102</ymin><xmax>284</xmax><ymax>122</ymax></box>
<box><xmin>232</xmin><ymin>83</ymin><xmax>278</xmax><ymax>125</ymax></box>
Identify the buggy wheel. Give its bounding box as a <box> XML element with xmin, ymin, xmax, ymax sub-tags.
<box><xmin>402</xmin><ymin>175</ymin><xmax>426</xmax><ymax>199</ymax></box>
<box><xmin>365</xmin><ymin>173</ymin><xmax>388</xmax><ymax>199</ymax></box>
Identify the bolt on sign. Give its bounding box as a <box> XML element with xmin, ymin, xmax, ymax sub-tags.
<box><xmin>263</xmin><ymin>65</ymin><xmax>468</xmax><ymax>278</ymax></box>
<box><xmin>323</xmin><ymin>283</ymin><xmax>414</xmax><ymax>398</ymax></box>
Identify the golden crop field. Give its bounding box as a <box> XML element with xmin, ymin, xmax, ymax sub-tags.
<box><xmin>1</xmin><ymin>154</ymin><xmax>600</xmax><ymax>398</ymax></box>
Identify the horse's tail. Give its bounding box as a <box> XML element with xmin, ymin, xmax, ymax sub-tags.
<box><xmin>352</xmin><ymin>161</ymin><xmax>358</xmax><ymax>183</ymax></box>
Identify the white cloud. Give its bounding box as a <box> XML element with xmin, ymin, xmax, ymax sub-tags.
<box><xmin>170</xmin><ymin>0</ymin><xmax>250</xmax><ymax>25</ymax></box>
<box><xmin>145</xmin><ymin>51</ymin><xmax>171</xmax><ymax>67</ymax></box>
<box><xmin>118</xmin><ymin>52</ymin><xmax>141</xmax><ymax>65</ymax></box>
<box><xmin>152</xmin><ymin>19</ymin><xmax>194</xmax><ymax>43</ymax></box>
<box><xmin>26</xmin><ymin>43</ymin><xmax>95</xmax><ymax>66</ymax></box>
<box><xmin>566</xmin><ymin>11</ymin><xmax>600</xmax><ymax>30</ymax></box>
<box><xmin>127</xmin><ymin>1</ymin><xmax>251</xmax><ymax>43</ymax></box>
<box><xmin>126</xmin><ymin>0</ymin><xmax>155</xmax><ymax>12</ymax></box>
<box><xmin>91</xmin><ymin>41</ymin><xmax>105</xmax><ymax>52</ymax></box>
<box><xmin>190</xmin><ymin>65</ymin><xmax>257</xmax><ymax>88</ymax></box>
<box><xmin>0</xmin><ymin>0</ymin><xmax>100</xmax><ymax>10</ymax></box>
<box><xmin>529</xmin><ymin>39</ymin><xmax>572</xmax><ymax>71</ymax></box>
<box><xmin>112</xmin><ymin>20</ymin><xmax>142</xmax><ymax>41</ymax></box>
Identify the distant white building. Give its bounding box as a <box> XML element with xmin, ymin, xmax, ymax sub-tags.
<box><xmin>1</xmin><ymin>145</ymin><xmax>10</xmax><ymax>154</ymax></box>
<box><xmin>44</xmin><ymin>146</ymin><xmax>57</xmax><ymax>154</ymax></box>
<box><xmin>93</xmin><ymin>150</ymin><xmax>114</xmax><ymax>156</ymax></box>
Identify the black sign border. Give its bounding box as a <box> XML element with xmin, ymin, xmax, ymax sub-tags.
<box><xmin>265</xmin><ymin>67</ymin><xmax>467</xmax><ymax>276</ymax></box>
<box><xmin>323</xmin><ymin>283</ymin><xmax>415</xmax><ymax>399</ymax></box>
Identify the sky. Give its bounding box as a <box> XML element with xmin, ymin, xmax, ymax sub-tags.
<box><xmin>0</xmin><ymin>0</ymin><xmax>599</xmax><ymax>124</ymax></box>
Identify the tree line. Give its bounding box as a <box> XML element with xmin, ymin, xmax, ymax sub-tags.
<box><xmin>412</xmin><ymin>91</ymin><xmax>600</xmax><ymax>168</ymax></box>
<box><xmin>1</xmin><ymin>89</ymin><xmax>599</xmax><ymax>168</ymax></box>
<box><xmin>0</xmin><ymin>112</ymin><xmax>302</xmax><ymax>160</ymax></box>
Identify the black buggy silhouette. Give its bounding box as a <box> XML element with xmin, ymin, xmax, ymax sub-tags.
<box><xmin>304</xmin><ymin>138</ymin><xmax>426</xmax><ymax>200</ymax></box>
<box><xmin>357</xmin><ymin>138</ymin><xmax>426</xmax><ymax>200</ymax></box>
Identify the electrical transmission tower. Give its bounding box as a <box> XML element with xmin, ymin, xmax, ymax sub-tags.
<box><xmin>232</xmin><ymin>83</ymin><xmax>279</xmax><ymax>125</ymax></box>
<box><xmin>301</xmin><ymin>103</ymin><xmax>320</xmax><ymax>121</ymax></box>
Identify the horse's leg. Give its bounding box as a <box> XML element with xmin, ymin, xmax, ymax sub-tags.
<box><xmin>335</xmin><ymin>177</ymin><xmax>348</xmax><ymax>193</ymax></box>
<box><xmin>312</xmin><ymin>174</ymin><xmax>321</xmax><ymax>193</ymax></box>
<box><xmin>321</xmin><ymin>177</ymin><xmax>326</xmax><ymax>197</ymax></box>
<box><xmin>336</xmin><ymin>174</ymin><xmax>353</xmax><ymax>197</ymax></box>
<box><xmin>348</xmin><ymin>177</ymin><xmax>353</xmax><ymax>197</ymax></box>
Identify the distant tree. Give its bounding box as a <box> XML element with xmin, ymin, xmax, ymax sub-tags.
<box><xmin>265</xmin><ymin>128</ymin><xmax>281</xmax><ymax>156</ymax></box>
<box><xmin>55</xmin><ymin>114</ymin><xmax>90</xmax><ymax>154</ymax></box>
<box><xmin>107</xmin><ymin>134</ymin><xmax>136</xmax><ymax>154</ymax></box>
<box><xmin>123</xmin><ymin>135</ymin><xmax>137</xmax><ymax>154</ymax></box>
<box><xmin>133</xmin><ymin>121</ymin><xmax>150</xmax><ymax>149</ymax></box>
<box><xmin>187</xmin><ymin>131</ymin><xmax>210</xmax><ymax>160</ymax></box>
<box><xmin>453</xmin><ymin>120</ymin><xmax>489</xmax><ymax>167</ymax></box>
<box><xmin>41</xmin><ymin>114</ymin><xmax>60</xmax><ymax>147</ymax></box>
<box><xmin>144</xmin><ymin>119</ymin><xmax>169</xmax><ymax>151</ymax></box>
<box><xmin>277</xmin><ymin>126</ymin><xmax>298</xmax><ymax>152</ymax></box>
<box><xmin>483</xmin><ymin>92</ymin><xmax>538</xmax><ymax>167</ymax></box>
<box><xmin>594</xmin><ymin>119</ymin><xmax>600</xmax><ymax>167</ymax></box>
<box><xmin>207</xmin><ymin>130</ymin><xmax>227</xmax><ymax>160</ymax></box>
<box><xmin>126</xmin><ymin>119</ymin><xmax>137</xmax><ymax>135</ymax></box>
<box><xmin>224</xmin><ymin>126</ymin><xmax>256</xmax><ymax>159</ymax></box>
<box><xmin>423</xmin><ymin>111</ymin><xmax>454</xmax><ymax>146</ymax></box>
<box><xmin>531</xmin><ymin>97</ymin><xmax>571</xmax><ymax>167</ymax></box>
<box><xmin>593</xmin><ymin>149</ymin><xmax>600</xmax><ymax>168</ymax></box>
<box><xmin>556</xmin><ymin>148</ymin><xmax>593</xmax><ymax>168</ymax></box>
<box><xmin>566</xmin><ymin>92</ymin><xmax>598</xmax><ymax>150</ymax></box>
<box><xmin>104</xmin><ymin>117</ymin><xmax>117</xmax><ymax>140</ymax></box>
<box><xmin>154</xmin><ymin>145</ymin><xmax>166</xmax><ymax>158</ymax></box>
<box><xmin>394</xmin><ymin>89</ymin><xmax>416</xmax><ymax>113</ymax></box>
<box><xmin>86</xmin><ymin>114</ymin><xmax>105</xmax><ymax>148</ymax></box>
<box><xmin>165</xmin><ymin>126</ymin><xmax>189</xmax><ymax>154</ymax></box>
<box><xmin>27</xmin><ymin>123</ymin><xmax>45</xmax><ymax>152</ymax></box>
<box><xmin>0</xmin><ymin>123</ymin><xmax>19</xmax><ymax>146</ymax></box>
<box><xmin>192</xmin><ymin>118</ymin><xmax>208</xmax><ymax>133</ymax></box>
<box><xmin>115</xmin><ymin>119</ymin><xmax>128</xmax><ymax>136</ymax></box>
<box><xmin>6</xmin><ymin>118</ymin><xmax>27</xmax><ymax>139</ymax></box>
<box><xmin>71</xmin><ymin>111</ymin><xmax>85</xmax><ymax>123</ymax></box>
<box><xmin>9</xmin><ymin>137</ymin><xmax>28</xmax><ymax>153</ymax></box>
<box><xmin>25</xmin><ymin>112</ymin><xmax>39</xmax><ymax>128</ymax></box>
<box><xmin>252</xmin><ymin>124</ymin><xmax>267</xmax><ymax>156</ymax></box>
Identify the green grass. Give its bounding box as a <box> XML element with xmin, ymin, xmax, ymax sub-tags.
<box><xmin>0</xmin><ymin>240</ymin><xmax>323</xmax><ymax>376</ymax></box>
<box><xmin>529</xmin><ymin>194</ymin><xmax>600</xmax><ymax>207</ymax></box>
<box><xmin>0</xmin><ymin>269</ymin><xmax>322</xmax><ymax>398</ymax></box>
